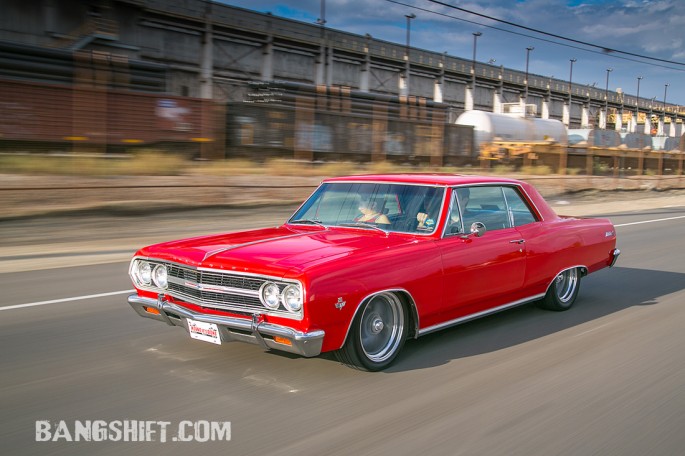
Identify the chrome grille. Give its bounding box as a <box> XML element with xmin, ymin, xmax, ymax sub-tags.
<box><xmin>166</xmin><ymin>263</ymin><xmax>268</xmax><ymax>313</ymax></box>
<box><xmin>167</xmin><ymin>265</ymin><xmax>263</xmax><ymax>291</ymax></box>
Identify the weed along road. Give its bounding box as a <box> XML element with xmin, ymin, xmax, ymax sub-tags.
<box><xmin>1</xmin><ymin>204</ymin><xmax>685</xmax><ymax>455</ymax></box>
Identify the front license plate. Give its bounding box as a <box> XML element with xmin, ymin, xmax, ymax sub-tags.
<box><xmin>186</xmin><ymin>318</ymin><xmax>221</xmax><ymax>345</ymax></box>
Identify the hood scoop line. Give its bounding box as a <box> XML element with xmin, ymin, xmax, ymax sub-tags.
<box><xmin>201</xmin><ymin>232</ymin><xmax>312</xmax><ymax>262</ymax></box>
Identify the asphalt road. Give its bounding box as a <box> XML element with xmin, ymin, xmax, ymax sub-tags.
<box><xmin>1</xmin><ymin>205</ymin><xmax>685</xmax><ymax>455</ymax></box>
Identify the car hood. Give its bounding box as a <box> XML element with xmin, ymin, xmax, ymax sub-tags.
<box><xmin>139</xmin><ymin>225</ymin><xmax>419</xmax><ymax>278</ymax></box>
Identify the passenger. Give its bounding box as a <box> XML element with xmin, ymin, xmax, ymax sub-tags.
<box><xmin>355</xmin><ymin>199</ymin><xmax>390</xmax><ymax>224</ymax></box>
<box><xmin>416</xmin><ymin>193</ymin><xmax>442</xmax><ymax>231</ymax></box>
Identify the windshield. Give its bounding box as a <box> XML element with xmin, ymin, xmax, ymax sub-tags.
<box><xmin>288</xmin><ymin>182</ymin><xmax>445</xmax><ymax>234</ymax></box>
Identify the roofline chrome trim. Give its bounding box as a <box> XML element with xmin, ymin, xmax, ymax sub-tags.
<box><xmin>319</xmin><ymin>180</ymin><xmax>454</xmax><ymax>187</ymax></box>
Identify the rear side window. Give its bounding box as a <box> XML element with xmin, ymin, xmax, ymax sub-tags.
<box><xmin>502</xmin><ymin>186</ymin><xmax>538</xmax><ymax>227</ymax></box>
<box><xmin>463</xmin><ymin>186</ymin><xmax>510</xmax><ymax>231</ymax></box>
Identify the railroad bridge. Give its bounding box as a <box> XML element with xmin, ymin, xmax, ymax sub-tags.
<box><xmin>1</xmin><ymin>0</ymin><xmax>682</xmax><ymax>143</ymax></box>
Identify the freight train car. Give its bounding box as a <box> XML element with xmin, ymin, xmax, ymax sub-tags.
<box><xmin>0</xmin><ymin>78</ymin><xmax>207</xmax><ymax>153</ymax></box>
<box><xmin>226</xmin><ymin>81</ymin><xmax>474</xmax><ymax>165</ymax></box>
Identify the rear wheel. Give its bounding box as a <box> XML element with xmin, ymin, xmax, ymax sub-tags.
<box><xmin>336</xmin><ymin>292</ymin><xmax>408</xmax><ymax>371</ymax></box>
<box><xmin>539</xmin><ymin>268</ymin><xmax>581</xmax><ymax>311</ymax></box>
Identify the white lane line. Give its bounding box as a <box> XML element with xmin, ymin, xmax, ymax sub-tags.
<box><xmin>615</xmin><ymin>215</ymin><xmax>685</xmax><ymax>227</ymax></box>
<box><xmin>1</xmin><ymin>289</ymin><xmax>134</xmax><ymax>311</ymax></box>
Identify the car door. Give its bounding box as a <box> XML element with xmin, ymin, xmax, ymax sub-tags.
<box><xmin>437</xmin><ymin>186</ymin><xmax>527</xmax><ymax>321</ymax></box>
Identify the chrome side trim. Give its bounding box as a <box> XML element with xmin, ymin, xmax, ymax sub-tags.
<box><xmin>128</xmin><ymin>295</ymin><xmax>324</xmax><ymax>357</ymax></box>
<box><xmin>417</xmin><ymin>293</ymin><xmax>546</xmax><ymax>337</ymax></box>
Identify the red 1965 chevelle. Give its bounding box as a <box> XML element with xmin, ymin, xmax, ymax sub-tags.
<box><xmin>128</xmin><ymin>174</ymin><xmax>619</xmax><ymax>371</ymax></box>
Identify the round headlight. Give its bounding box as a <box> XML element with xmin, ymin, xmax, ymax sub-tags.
<box><xmin>140</xmin><ymin>262</ymin><xmax>152</xmax><ymax>285</ymax></box>
<box><xmin>282</xmin><ymin>285</ymin><xmax>302</xmax><ymax>312</ymax></box>
<box><xmin>132</xmin><ymin>260</ymin><xmax>152</xmax><ymax>286</ymax></box>
<box><xmin>260</xmin><ymin>282</ymin><xmax>281</xmax><ymax>310</ymax></box>
<box><xmin>152</xmin><ymin>264</ymin><xmax>168</xmax><ymax>289</ymax></box>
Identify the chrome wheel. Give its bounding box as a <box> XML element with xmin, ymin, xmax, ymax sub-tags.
<box><xmin>539</xmin><ymin>267</ymin><xmax>581</xmax><ymax>311</ymax></box>
<box><xmin>359</xmin><ymin>293</ymin><xmax>405</xmax><ymax>363</ymax></box>
<box><xmin>336</xmin><ymin>292</ymin><xmax>409</xmax><ymax>371</ymax></box>
<box><xmin>555</xmin><ymin>268</ymin><xmax>579</xmax><ymax>303</ymax></box>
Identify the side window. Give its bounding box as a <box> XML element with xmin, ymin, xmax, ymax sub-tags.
<box><xmin>463</xmin><ymin>186</ymin><xmax>511</xmax><ymax>232</ymax></box>
<box><xmin>445</xmin><ymin>190</ymin><xmax>465</xmax><ymax>235</ymax></box>
<box><xmin>502</xmin><ymin>187</ymin><xmax>538</xmax><ymax>227</ymax></box>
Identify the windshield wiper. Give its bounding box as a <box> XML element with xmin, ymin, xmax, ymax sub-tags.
<box><xmin>289</xmin><ymin>218</ymin><xmax>326</xmax><ymax>227</ymax></box>
<box><xmin>338</xmin><ymin>222</ymin><xmax>388</xmax><ymax>233</ymax></box>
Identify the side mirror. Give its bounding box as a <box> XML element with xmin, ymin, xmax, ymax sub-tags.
<box><xmin>460</xmin><ymin>221</ymin><xmax>486</xmax><ymax>239</ymax></box>
<box><xmin>470</xmin><ymin>222</ymin><xmax>486</xmax><ymax>237</ymax></box>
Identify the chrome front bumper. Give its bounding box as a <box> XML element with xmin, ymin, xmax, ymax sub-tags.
<box><xmin>128</xmin><ymin>294</ymin><xmax>324</xmax><ymax>357</ymax></box>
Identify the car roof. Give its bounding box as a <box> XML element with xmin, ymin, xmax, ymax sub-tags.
<box><xmin>322</xmin><ymin>173</ymin><xmax>524</xmax><ymax>186</ymax></box>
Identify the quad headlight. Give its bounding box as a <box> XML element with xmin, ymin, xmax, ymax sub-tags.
<box><xmin>152</xmin><ymin>264</ymin><xmax>168</xmax><ymax>289</ymax></box>
<box><xmin>130</xmin><ymin>260</ymin><xmax>167</xmax><ymax>289</ymax></box>
<box><xmin>131</xmin><ymin>259</ymin><xmax>152</xmax><ymax>286</ymax></box>
<box><xmin>282</xmin><ymin>284</ymin><xmax>303</xmax><ymax>312</ymax></box>
<box><xmin>260</xmin><ymin>282</ymin><xmax>281</xmax><ymax>310</ymax></box>
<box><xmin>259</xmin><ymin>282</ymin><xmax>303</xmax><ymax>313</ymax></box>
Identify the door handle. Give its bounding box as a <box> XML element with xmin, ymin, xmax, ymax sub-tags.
<box><xmin>509</xmin><ymin>239</ymin><xmax>525</xmax><ymax>244</ymax></box>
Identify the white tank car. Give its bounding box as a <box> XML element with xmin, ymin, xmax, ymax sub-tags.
<box><xmin>456</xmin><ymin>110</ymin><xmax>568</xmax><ymax>151</ymax></box>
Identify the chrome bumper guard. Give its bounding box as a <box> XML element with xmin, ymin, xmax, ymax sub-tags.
<box><xmin>609</xmin><ymin>248</ymin><xmax>621</xmax><ymax>267</ymax></box>
<box><xmin>128</xmin><ymin>294</ymin><xmax>324</xmax><ymax>358</ymax></box>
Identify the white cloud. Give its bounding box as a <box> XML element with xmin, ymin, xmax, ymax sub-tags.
<box><xmin>218</xmin><ymin>0</ymin><xmax>685</xmax><ymax>103</ymax></box>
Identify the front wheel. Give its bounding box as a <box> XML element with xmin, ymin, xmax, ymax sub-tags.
<box><xmin>538</xmin><ymin>268</ymin><xmax>581</xmax><ymax>311</ymax></box>
<box><xmin>336</xmin><ymin>292</ymin><xmax>408</xmax><ymax>371</ymax></box>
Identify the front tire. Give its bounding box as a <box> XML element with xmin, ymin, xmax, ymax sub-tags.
<box><xmin>336</xmin><ymin>292</ymin><xmax>408</xmax><ymax>371</ymax></box>
<box><xmin>539</xmin><ymin>268</ymin><xmax>581</xmax><ymax>311</ymax></box>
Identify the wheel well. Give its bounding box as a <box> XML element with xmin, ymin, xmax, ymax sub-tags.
<box><xmin>394</xmin><ymin>291</ymin><xmax>420</xmax><ymax>339</ymax></box>
<box><xmin>546</xmin><ymin>265</ymin><xmax>587</xmax><ymax>293</ymax></box>
<box><xmin>340</xmin><ymin>289</ymin><xmax>420</xmax><ymax>348</ymax></box>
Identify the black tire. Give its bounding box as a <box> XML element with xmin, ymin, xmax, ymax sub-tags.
<box><xmin>538</xmin><ymin>268</ymin><xmax>581</xmax><ymax>311</ymax></box>
<box><xmin>336</xmin><ymin>292</ymin><xmax>408</xmax><ymax>371</ymax></box>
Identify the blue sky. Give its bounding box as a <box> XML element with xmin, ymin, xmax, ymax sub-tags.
<box><xmin>219</xmin><ymin>0</ymin><xmax>685</xmax><ymax>106</ymax></box>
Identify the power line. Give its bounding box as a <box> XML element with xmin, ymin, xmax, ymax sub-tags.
<box><xmin>424</xmin><ymin>0</ymin><xmax>685</xmax><ymax>67</ymax></box>
<box><xmin>382</xmin><ymin>0</ymin><xmax>685</xmax><ymax>72</ymax></box>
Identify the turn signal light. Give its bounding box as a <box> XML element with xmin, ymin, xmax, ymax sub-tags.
<box><xmin>144</xmin><ymin>306</ymin><xmax>161</xmax><ymax>315</ymax></box>
<box><xmin>272</xmin><ymin>336</ymin><xmax>292</xmax><ymax>346</ymax></box>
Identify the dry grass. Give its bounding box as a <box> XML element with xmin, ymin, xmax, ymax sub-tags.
<box><xmin>0</xmin><ymin>150</ymin><xmax>186</xmax><ymax>176</ymax></box>
<box><xmin>520</xmin><ymin>165</ymin><xmax>553</xmax><ymax>175</ymax></box>
<box><xmin>0</xmin><ymin>150</ymin><xmax>576</xmax><ymax>179</ymax></box>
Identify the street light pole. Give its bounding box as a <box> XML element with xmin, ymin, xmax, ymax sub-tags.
<box><xmin>523</xmin><ymin>46</ymin><xmax>534</xmax><ymax>108</ymax></box>
<box><xmin>405</xmin><ymin>13</ymin><xmax>415</xmax><ymax>60</ymax></box>
<box><xmin>402</xmin><ymin>13</ymin><xmax>415</xmax><ymax>97</ymax></box>
<box><xmin>604</xmin><ymin>68</ymin><xmax>613</xmax><ymax>128</ymax></box>
<box><xmin>635</xmin><ymin>76</ymin><xmax>643</xmax><ymax>133</ymax></box>
<box><xmin>663</xmin><ymin>83</ymin><xmax>669</xmax><ymax>136</ymax></box>
<box><xmin>568</xmin><ymin>58</ymin><xmax>576</xmax><ymax>126</ymax></box>
<box><xmin>472</xmin><ymin>32</ymin><xmax>481</xmax><ymax>88</ymax></box>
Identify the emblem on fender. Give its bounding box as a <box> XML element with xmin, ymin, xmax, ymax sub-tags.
<box><xmin>335</xmin><ymin>297</ymin><xmax>346</xmax><ymax>310</ymax></box>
